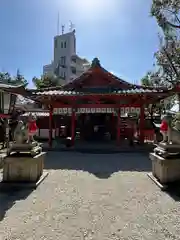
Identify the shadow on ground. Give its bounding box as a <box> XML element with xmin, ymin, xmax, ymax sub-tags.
<box><xmin>43</xmin><ymin>140</ymin><xmax>154</xmax><ymax>154</ymax></box>
<box><xmin>0</xmin><ymin>188</ymin><xmax>32</xmax><ymax>221</ymax></box>
<box><xmin>44</xmin><ymin>152</ymin><xmax>151</xmax><ymax>178</ymax></box>
<box><xmin>163</xmin><ymin>183</ymin><xmax>180</xmax><ymax>202</ymax></box>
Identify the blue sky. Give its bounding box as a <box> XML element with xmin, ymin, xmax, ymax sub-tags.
<box><xmin>0</xmin><ymin>0</ymin><xmax>159</xmax><ymax>87</ymax></box>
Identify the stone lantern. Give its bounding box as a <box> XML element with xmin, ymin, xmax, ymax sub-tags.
<box><xmin>0</xmin><ymin>83</ymin><xmax>19</xmax><ymax>116</ymax></box>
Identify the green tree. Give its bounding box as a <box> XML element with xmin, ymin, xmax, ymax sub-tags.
<box><xmin>32</xmin><ymin>75</ymin><xmax>61</xmax><ymax>89</ymax></box>
<box><xmin>0</xmin><ymin>72</ymin><xmax>12</xmax><ymax>83</ymax></box>
<box><xmin>141</xmin><ymin>71</ymin><xmax>153</xmax><ymax>86</ymax></box>
<box><xmin>14</xmin><ymin>69</ymin><xmax>28</xmax><ymax>87</ymax></box>
<box><xmin>151</xmin><ymin>0</ymin><xmax>180</xmax><ymax>32</ymax></box>
<box><xmin>0</xmin><ymin>70</ymin><xmax>28</xmax><ymax>86</ymax></box>
<box><xmin>151</xmin><ymin>0</ymin><xmax>180</xmax><ymax>110</ymax></box>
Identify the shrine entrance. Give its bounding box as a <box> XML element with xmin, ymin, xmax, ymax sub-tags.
<box><xmin>56</xmin><ymin>106</ymin><xmax>141</xmax><ymax>145</ymax></box>
<box><xmin>77</xmin><ymin>113</ymin><xmax>114</xmax><ymax>142</ymax></box>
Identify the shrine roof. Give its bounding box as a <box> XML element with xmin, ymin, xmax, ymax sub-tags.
<box><xmin>62</xmin><ymin>58</ymin><xmax>163</xmax><ymax>91</ymax></box>
<box><xmin>0</xmin><ymin>83</ymin><xmax>23</xmax><ymax>88</ymax></box>
<box><xmin>0</xmin><ymin>83</ymin><xmax>28</xmax><ymax>96</ymax></box>
<box><xmin>32</xmin><ymin>87</ymin><xmax>165</xmax><ymax>97</ymax></box>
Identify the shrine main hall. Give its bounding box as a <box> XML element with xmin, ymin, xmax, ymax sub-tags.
<box><xmin>6</xmin><ymin>58</ymin><xmax>178</xmax><ymax>147</ymax></box>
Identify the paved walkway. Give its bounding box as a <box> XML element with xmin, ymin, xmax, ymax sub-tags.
<box><xmin>0</xmin><ymin>152</ymin><xmax>180</xmax><ymax>239</ymax></box>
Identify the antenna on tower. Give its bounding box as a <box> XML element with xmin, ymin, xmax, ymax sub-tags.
<box><xmin>61</xmin><ymin>24</ymin><xmax>65</xmax><ymax>34</ymax></box>
<box><xmin>57</xmin><ymin>12</ymin><xmax>60</xmax><ymax>35</ymax></box>
<box><xmin>69</xmin><ymin>21</ymin><xmax>75</xmax><ymax>32</ymax></box>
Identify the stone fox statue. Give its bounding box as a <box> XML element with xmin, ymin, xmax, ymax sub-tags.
<box><xmin>13</xmin><ymin>120</ymin><xmax>28</xmax><ymax>144</ymax></box>
<box><xmin>160</xmin><ymin>115</ymin><xmax>169</xmax><ymax>143</ymax></box>
<box><xmin>161</xmin><ymin>113</ymin><xmax>180</xmax><ymax>145</ymax></box>
<box><xmin>27</xmin><ymin>114</ymin><xmax>38</xmax><ymax>143</ymax></box>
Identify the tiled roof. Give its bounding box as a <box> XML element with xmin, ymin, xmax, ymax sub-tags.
<box><xmin>63</xmin><ymin>57</ymin><xmax>165</xmax><ymax>91</ymax></box>
<box><xmin>114</xmin><ymin>88</ymin><xmax>164</xmax><ymax>93</ymax></box>
<box><xmin>0</xmin><ymin>83</ymin><xmax>24</xmax><ymax>88</ymax></box>
<box><xmin>32</xmin><ymin>90</ymin><xmax>79</xmax><ymax>96</ymax></box>
<box><xmin>32</xmin><ymin>88</ymin><xmax>165</xmax><ymax>96</ymax></box>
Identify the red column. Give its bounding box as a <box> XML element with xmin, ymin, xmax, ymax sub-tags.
<box><xmin>71</xmin><ymin>108</ymin><xmax>76</xmax><ymax>145</ymax></box>
<box><xmin>112</xmin><ymin>112</ymin><xmax>114</xmax><ymax>124</ymax></box>
<box><xmin>116</xmin><ymin>109</ymin><xmax>121</xmax><ymax>145</ymax></box>
<box><xmin>49</xmin><ymin>106</ymin><xmax>53</xmax><ymax>148</ymax></box>
<box><xmin>139</xmin><ymin>105</ymin><xmax>145</xmax><ymax>144</ymax></box>
<box><xmin>111</xmin><ymin>112</ymin><xmax>114</xmax><ymax>140</ymax></box>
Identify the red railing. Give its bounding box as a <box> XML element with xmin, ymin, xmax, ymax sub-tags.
<box><xmin>134</xmin><ymin>129</ymin><xmax>155</xmax><ymax>142</ymax></box>
<box><xmin>144</xmin><ymin>129</ymin><xmax>155</xmax><ymax>142</ymax></box>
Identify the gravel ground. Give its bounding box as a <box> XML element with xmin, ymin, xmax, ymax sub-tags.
<box><xmin>1</xmin><ymin>152</ymin><xmax>180</xmax><ymax>240</ymax></box>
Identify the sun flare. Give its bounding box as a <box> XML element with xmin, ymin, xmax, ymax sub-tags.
<box><xmin>73</xmin><ymin>0</ymin><xmax>116</xmax><ymax>16</ymax></box>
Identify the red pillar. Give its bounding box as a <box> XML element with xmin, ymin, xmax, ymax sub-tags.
<box><xmin>71</xmin><ymin>108</ymin><xmax>76</xmax><ymax>145</ymax></box>
<box><xmin>111</xmin><ymin>112</ymin><xmax>114</xmax><ymax>139</ymax></box>
<box><xmin>112</xmin><ymin>112</ymin><xmax>114</xmax><ymax>124</ymax></box>
<box><xmin>116</xmin><ymin>109</ymin><xmax>121</xmax><ymax>145</ymax></box>
<box><xmin>49</xmin><ymin>106</ymin><xmax>53</xmax><ymax>148</ymax></box>
<box><xmin>139</xmin><ymin>105</ymin><xmax>145</xmax><ymax>144</ymax></box>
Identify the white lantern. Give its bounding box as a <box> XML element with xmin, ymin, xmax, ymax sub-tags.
<box><xmin>0</xmin><ymin>90</ymin><xmax>17</xmax><ymax>115</ymax></box>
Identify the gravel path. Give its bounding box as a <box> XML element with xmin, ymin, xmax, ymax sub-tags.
<box><xmin>1</xmin><ymin>152</ymin><xmax>180</xmax><ymax>239</ymax></box>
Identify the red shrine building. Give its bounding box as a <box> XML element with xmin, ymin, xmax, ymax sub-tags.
<box><xmin>26</xmin><ymin>57</ymin><xmax>174</xmax><ymax>147</ymax></box>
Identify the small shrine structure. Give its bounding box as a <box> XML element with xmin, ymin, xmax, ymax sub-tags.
<box><xmin>26</xmin><ymin>58</ymin><xmax>175</xmax><ymax>147</ymax></box>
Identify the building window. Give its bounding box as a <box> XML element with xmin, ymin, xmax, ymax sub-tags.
<box><xmin>60</xmin><ymin>56</ymin><xmax>66</xmax><ymax>66</ymax></box>
<box><xmin>64</xmin><ymin>41</ymin><xmax>66</xmax><ymax>48</ymax></box>
<box><xmin>61</xmin><ymin>42</ymin><xmax>63</xmax><ymax>48</ymax></box>
<box><xmin>55</xmin><ymin>39</ymin><xmax>58</xmax><ymax>48</ymax></box>
<box><xmin>71</xmin><ymin>67</ymin><xmax>76</xmax><ymax>74</ymax></box>
<box><xmin>71</xmin><ymin>56</ymin><xmax>76</xmax><ymax>63</ymax></box>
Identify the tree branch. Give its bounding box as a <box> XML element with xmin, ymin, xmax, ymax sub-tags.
<box><xmin>167</xmin><ymin>21</ymin><xmax>180</xmax><ymax>28</ymax></box>
<box><xmin>163</xmin><ymin>47</ymin><xmax>180</xmax><ymax>78</ymax></box>
<box><xmin>164</xmin><ymin>8</ymin><xmax>180</xmax><ymax>25</ymax></box>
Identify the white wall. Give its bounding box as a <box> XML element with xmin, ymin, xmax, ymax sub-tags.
<box><xmin>54</xmin><ymin>31</ymin><xmax>76</xmax><ymax>83</ymax></box>
<box><xmin>43</xmin><ymin>30</ymin><xmax>90</xmax><ymax>84</ymax></box>
<box><xmin>43</xmin><ymin>62</ymin><xmax>54</xmax><ymax>75</ymax></box>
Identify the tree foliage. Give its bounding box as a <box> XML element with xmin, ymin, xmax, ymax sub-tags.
<box><xmin>151</xmin><ymin>0</ymin><xmax>180</xmax><ymax>32</ymax></box>
<box><xmin>32</xmin><ymin>75</ymin><xmax>61</xmax><ymax>89</ymax></box>
<box><xmin>143</xmin><ymin>0</ymin><xmax>180</xmax><ymax>111</ymax></box>
<box><xmin>154</xmin><ymin>34</ymin><xmax>180</xmax><ymax>86</ymax></box>
<box><xmin>149</xmin><ymin>0</ymin><xmax>180</xmax><ymax>88</ymax></box>
<box><xmin>0</xmin><ymin>70</ymin><xmax>28</xmax><ymax>87</ymax></box>
<box><xmin>141</xmin><ymin>72</ymin><xmax>152</xmax><ymax>86</ymax></box>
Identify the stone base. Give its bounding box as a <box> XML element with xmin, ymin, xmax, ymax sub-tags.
<box><xmin>154</xmin><ymin>143</ymin><xmax>180</xmax><ymax>158</ymax></box>
<box><xmin>8</xmin><ymin>142</ymin><xmax>42</xmax><ymax>156</ymax></box>
<box><xmin>0</xmin><ymin>171</ymin><xmax>48</xmax><ymax>189</ymax></box>
<box><xmin>2</xmin><ymin>152</ymin><xmax>46</xmax><ymax>183</ymax></box>
<box><xmin>149</xmin><ymin>152</ymin><xmax>180</xmax><ymax>184</ymax></box>
<box><xmin>158</xmin><ymin>142</ymin><xmax>180</xmax><ymax>151</ymax></box>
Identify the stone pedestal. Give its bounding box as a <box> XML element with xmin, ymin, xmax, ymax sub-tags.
<box><xmin>149</xmin><ymin>152</ymin><xmax>180</xmax><ymax>184</ymax></box>
<box><xmin>2</xmin><ymin>152</ymin><xmax>47</xmax><ymax>187</ymax></box>
<box><xmin>8</xmin><ymin>142</ymin><xmax>42</xmax><ymax>156</ymax></box>
<box><xmin>154</xmin><ymin>143</ymin><xmax>180</xmax><ymax>158</ymax></box>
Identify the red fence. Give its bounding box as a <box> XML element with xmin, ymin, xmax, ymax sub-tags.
<box><xmin>144</xmin><ymin>130</ymin><xmax>154</xmax><ymax>142</ymax></box>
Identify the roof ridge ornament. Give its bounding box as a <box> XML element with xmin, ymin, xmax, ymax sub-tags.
<box><xmin>91</xmin><ymin>58</ymin><xmax>101</xmax><ymax>68</ymax></box>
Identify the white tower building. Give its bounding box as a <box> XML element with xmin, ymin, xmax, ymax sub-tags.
<box><xmin>43</xmin><ymin>61</ymin><xmax>54</xmax><ymax>76</ymax></box>
<box><xmin>43</xmin><ymin>26</ymin><xmax>90</xmax><ymax>84</ymax></box>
